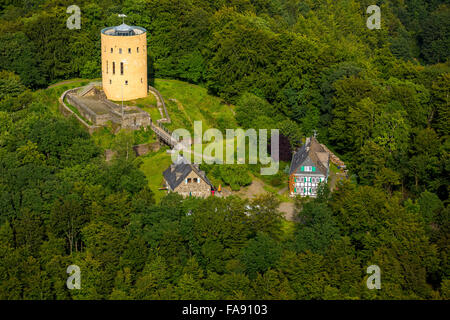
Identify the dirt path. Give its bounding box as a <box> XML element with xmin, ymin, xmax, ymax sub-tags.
<box><xmin>215</xmin><ymin>177</ymin><xmax>297</xmax><ymax>221</ymax></box>
<box><xmin>279</xmin><ymin>202</ymin><xmax>296</xmax><ymax>221</ymax></box>
<box><xmin>149</xmin><ymin>89</ymin><xmax>165</xmax><ymax>119</ymax></box>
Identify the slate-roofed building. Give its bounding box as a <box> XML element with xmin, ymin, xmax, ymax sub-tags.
<box><xmin>163</xmin><ymin>157</ymin><xmax>214</xmax><ymax>198</ymax></box>
<box><xmin>289</xmin><ymin>136</ymin><xmax>330</xmax><ymax>197</ymax></box>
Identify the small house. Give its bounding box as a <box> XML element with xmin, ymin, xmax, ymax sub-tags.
<box><xmin>289</xmin><ymin>137</ymin><xmax>330</xmax><ymax>197</ymax></box>
<box><xmin>163</xmin><ymin>157</ymin><xmax>214</xmax><ymax>198</ymax></box>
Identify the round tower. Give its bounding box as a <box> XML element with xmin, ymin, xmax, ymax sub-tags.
<box><xmin>101</xmin><ymin>23</ymin><xmax>148</xmax><ymax>101</ymax></box>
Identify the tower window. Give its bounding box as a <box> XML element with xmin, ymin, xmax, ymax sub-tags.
<box><xmin>141</xmin><ymin>78</ymin><xmax>143</xmax><ymax>83</ymax></box>
<box><xmin>111</xmin><ymin>48</ymin><xmax>113</xmax><ymax>53</ymax></box>
<box><xmin>112</xmin><ymin>62</ymin><xmax>115</xmax><ymax>75</ymax></box>
<box><xmin>119</xmin><ymin>48</ymin><xmax>122</xmax><ymax>54</ymax></box>
<box><xmin>106</xmin><ymin>61</ymin><xmax>108</xmax><ymax>74</ymax></box>
<box><xmin>128</xmin><ymin>48</ymin><xmax>131</xmax><ymax>54</ymax></box>
<box><xmin>120</xmin><ymin>62</ymin><xmax>124</xmax><ymax>75</ymax></box>
<box><xmin>137</xmin><ymin>47</ymin><xmax>139</xmax><ymax>53</ymax></box>
<box><xmin>125</xmin><ymin>80</ymin><xmax>128</xmax><ymax>85</ymax></box>
<box><xmin>109</xmin><ymin>79</ymin><xmax>112</xmax><ymax>84</ymax></box>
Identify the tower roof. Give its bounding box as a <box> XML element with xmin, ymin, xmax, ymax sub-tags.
<box><xmin>115</xmin><ymin>23</ymin><xmax>134</xmax><ymax>32</ymax></box>
<box><xmin>101</xmin><ymin>24</ymin><xmax>146</xmax><ymax>36</ymax></box>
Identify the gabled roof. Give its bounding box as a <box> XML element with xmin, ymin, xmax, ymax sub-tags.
<box><xmin>163</xmin><ymin>161</ymin><xmax>214</xmax><ymax>190</ymax></box>
<box><xmin>289</xmin><ymin>137</ymin><xmax>329</xmax><ymax>175</ymax></box>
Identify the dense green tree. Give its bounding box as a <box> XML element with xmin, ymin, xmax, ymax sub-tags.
<box><xmin>295</xmin><ymin>201</ymin><xmax>340</xmax><ymax>254</ymax></box>
<box><xmin>240</xmin><ymin>232</ymin><xmax>283</xmax><ymax>279</ymax></box>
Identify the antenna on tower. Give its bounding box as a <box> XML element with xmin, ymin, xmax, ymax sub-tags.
<box><xmin>118</xmin><ymin>14</ymin><xmax>127</xmax><ymax>24</ymax></box>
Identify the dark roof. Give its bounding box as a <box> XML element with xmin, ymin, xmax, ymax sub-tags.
<box><xmin>289</xmin><ymin>137</ymin><xmax>329</xmax><ymax>175</ymax></box>
<box><xmin>163</xmin><ymin>162</ymin><xmax>214</xmax><ymax>190</ymax></box>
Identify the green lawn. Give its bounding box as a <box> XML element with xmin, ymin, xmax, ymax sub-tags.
<box><xmin>113</xmin><ymin>94</ymin><xmax>161</xmax><ymax>122</ymax></box>
<box><xmin>139</xmin><ymin>148</ymin><xmax>173</xmax><ymax>203</ymax></box>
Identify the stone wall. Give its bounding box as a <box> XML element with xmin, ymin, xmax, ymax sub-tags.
<box><xmin>65</xmin><ymin>93</ymin><xmax>104</xmax><ymax>124</ymax></box>
<box><xmin>60</xmin><ymin>85</ymin><xmax>152</xmax><ymax>135</ymax></box>
<box><xmin>121</xmin><ymin>110</ymin><xmax>151</xmax><ymax>129</ymax></box>
<box><xmin>59</xmin><ymin>89</ymin><xmax>102</xmax><ymax>135</ymax></box>
<box><xmin>173</xmin><ymin>171</ymin><xmax>212</xmax><ymax>198</ymax></box>
<box><xmin>105</xmin><ymin>149</ymin><xmax>117</xmax><ymax>162</ymax></box>
<box><xmin>133</xmin><ymin>142</ymin><xmax>160</xmax><ymax>156</ymax></box>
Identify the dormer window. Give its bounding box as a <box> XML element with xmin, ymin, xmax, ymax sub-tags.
<box><xmin>301</xmin><ymin>166</ymin><xmax>315</xmax><ymax>172</ymax></box>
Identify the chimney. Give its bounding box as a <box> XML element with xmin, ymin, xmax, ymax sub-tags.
<box><xmin>305</xmin><ymin>137</ymin><xmax>311</xmax><ymax>145</ymax></box>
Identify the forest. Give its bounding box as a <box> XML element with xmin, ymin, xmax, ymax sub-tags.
<box><xmin>0</xmin><ymin>0</ymin><xmax>449</xmax><ymax>299</ymax></box>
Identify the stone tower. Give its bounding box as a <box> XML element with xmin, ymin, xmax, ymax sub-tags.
<box><xmin>101</xmin><ymin>23</ymin><xmax>148</xmax><ymax>101</ymax></box>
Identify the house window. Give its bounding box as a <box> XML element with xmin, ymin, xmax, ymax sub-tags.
<box><xmin>120</xmin><ymin>62</ymin><xmax>124</xmax><ymax>75</ymax></box>
<box><xmin>193</xmin><ymin>178</ymin><xmax>198</xmax><ymax>183</ymax></box>
<box><xmin>312</xmin><ymin>166</ymin><xmax>316</xmax><ymax>172</ymax></box>
<box><xmin>128</xmin><ymin>48</ymin><xmax>131</xmax><ymax>54</ymax></box>
<box><xmin>112</xmin><ymin>62</ymin><xmax>115</xmax><ymax>74</ymax></box>
<box><xmin>187</xmin><ymin>178</ymin><xmax>192</xmax><ymax>183</ymax></box>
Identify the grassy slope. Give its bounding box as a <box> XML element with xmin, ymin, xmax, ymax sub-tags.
<box><xmin>139</xmin><ymin>147</ymin><xmax>173</xmax><ymax>203</ymax></box>
<box><xmin>154</xmin><ymin>78</ymin><xmax>237</xmax><ymax>133</ymax></box>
